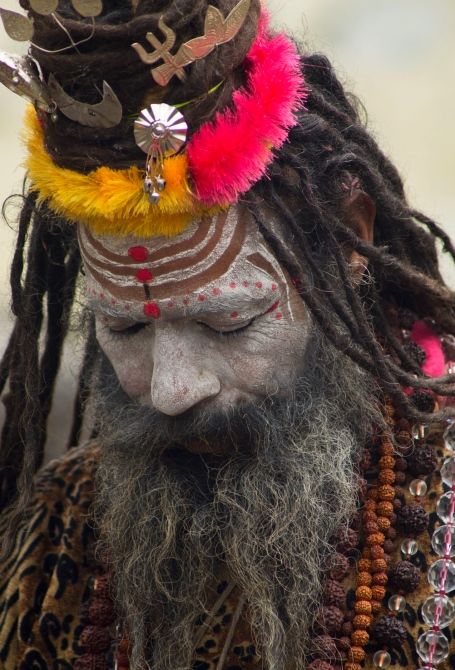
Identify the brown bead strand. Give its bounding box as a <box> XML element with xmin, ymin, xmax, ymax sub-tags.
<box><xmin>74</xmin><ymin>573</ymin><xmax>116</xmax><ymax>670</ymax></box>
<box><xmin>345</xmin><ymin>403</ymin><xmax>398</xmax><ymax>670</ymax></box>
<box><xmin>310</xmin><ymin>465</ymin><xmax>371</xmax><ymax>670</ymax></box>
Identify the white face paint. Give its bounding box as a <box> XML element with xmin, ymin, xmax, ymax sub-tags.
<box><xmin>80</xmin><ymin>205</ymin><xmax>311</xmax><ymax>416</ymax></box>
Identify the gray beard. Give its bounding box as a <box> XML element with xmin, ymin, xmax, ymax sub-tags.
<box><xmin>93</xmin><ymin>330</ymin><xmax>377</xmax><ymax>670</ymax></box>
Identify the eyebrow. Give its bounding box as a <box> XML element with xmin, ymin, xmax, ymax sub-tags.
<box><xmin>89</xmin><ymin>289</ymin><xmax>277</xmax><ymax>321</ymax></box>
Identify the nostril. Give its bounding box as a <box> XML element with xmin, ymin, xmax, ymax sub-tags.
<box><xmin>150</xmin><ymin>367</ymin><xmax>221</xmax><ymax>416</ymax></box>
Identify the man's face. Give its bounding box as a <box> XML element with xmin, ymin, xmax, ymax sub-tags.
<box><xmin>80</xmin><ymin>205</ymin><xmax>311</xmax><ymax>418</ymax></box>
<box><xmin>82</xmin><ymin>204</ymin><xmax>376</xmax><ymax>670</ymax></box>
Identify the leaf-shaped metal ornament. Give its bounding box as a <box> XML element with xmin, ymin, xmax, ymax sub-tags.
<box><xmin>214</xmin><ymin>0</ymin><xmax>251</xmax><ymax>44</ymax></box>
<box><xmin>71</xmin><ymin>0</ymin><xmax>103</xmax><ymax>18</ymax></box>
<box><xmin>0</xmin><ymin>8</ymin><xmax>34</xmax><ymax>42</ymax></box>
<box><xmin>48</xmin><ymin>74</ymin><xmax>122</xmax><ymax>128</ymax></box>
<box><xmin>0</xmin><ymin>51</ymin><xmax>53</xmax><ymax>111</ymax></box>
<box><xmin>204</xmin><ymin>6</ymin><xmax>224</xmax><ymax>41</ymax></box>
<box><xmin>29</xmin><ymin>0</ymin><xmax>59</xmax><ymax>15</ymax></box>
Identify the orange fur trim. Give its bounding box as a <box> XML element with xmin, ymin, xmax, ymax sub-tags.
<box><xmin>23</xmin><ymin>107</ymin><xmax>222</xmax><ymax>238</ymax></box>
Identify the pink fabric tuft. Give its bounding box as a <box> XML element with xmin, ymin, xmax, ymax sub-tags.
<box><xmin>410</xmin><ymin>321</ymin><xmax>446</xmax><ymax>378</ymax></box>
<box><xmin>187</xmin><ymin>12</ymin><xmax>306</xmax><ymax>206</ymax></box>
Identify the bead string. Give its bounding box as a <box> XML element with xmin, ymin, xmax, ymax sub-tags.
<box><xmin>344</xmin><ymin>400</ymin><xmax>397</xmax><ymax>670</ymax></box>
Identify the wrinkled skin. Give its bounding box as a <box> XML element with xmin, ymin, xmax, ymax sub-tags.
<box><xmin>81</xmin><ymin>205</ymin><xmax>311</xmax><ymax>418</ymax></box>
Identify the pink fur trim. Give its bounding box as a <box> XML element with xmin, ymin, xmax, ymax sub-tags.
<box><xmin>411</xmin><ymin>321</ymin><xmax>446</xmax><ymax>378</ymax></box>
<box><xmin>188</xmin><ymin>12</ymin><xmax>306</xmax><ymax>206</ymax></box>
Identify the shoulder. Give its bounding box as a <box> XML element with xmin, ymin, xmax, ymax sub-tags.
<box><xmin>34</xmin><ymin>440</ymin><xmax>100</xmax><ymax>508</ymax></box>
<box><xmin>0</xmin><ymin>442</ymin><xmax>100</xmax><ymax>670</ymax></box>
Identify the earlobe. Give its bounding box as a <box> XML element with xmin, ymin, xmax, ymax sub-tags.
<box><xmin>343</xmin><ymin>190</ymin><xmax>376</xmax><ymax>281</ymax></box>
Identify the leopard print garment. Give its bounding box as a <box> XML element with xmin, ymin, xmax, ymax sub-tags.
<box><xmin>1</xmin><ymin>441</ymin><xmax>454</xmax><ymax>669</ymax></box>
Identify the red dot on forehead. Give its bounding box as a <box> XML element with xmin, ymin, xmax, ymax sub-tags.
<box><xmin>128</xmin><ymin>246</ymin><xmax>149</xmax><ymax>262</ymax></box>
<box><xmin>144</xmin><ymin>302</ymin><xmax>161</xmax><ymax>319</ymax></box>
<box><xmin>231</xmin><ymin>311</ymin><xmax>239</xmax><ymax>319</ymax></box>
<box><xmin>136</xmin><ymin>268</ymin><xmax>154</xmax><ymax>283</ymax></box>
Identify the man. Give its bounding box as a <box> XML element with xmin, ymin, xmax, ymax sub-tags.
<box><xmin>0</xmin><ymin>1</ymin><xmax>454</xmax><ymax>669</ymax></box>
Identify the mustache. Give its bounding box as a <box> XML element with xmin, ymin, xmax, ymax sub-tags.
<box><xmin>94</xmin><ymin>350</ymin><xmax>320</xmax><ymax>456</ymax></box>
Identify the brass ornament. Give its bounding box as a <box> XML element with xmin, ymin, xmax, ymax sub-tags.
<box><xmin>0</xmin><ymin>51</ymin><xmax>53</xmax><ymax>112</ymax></box>
<box><xmin>29</xmin><ymin>0</ymin><xmax>59</xmax><ymax>15</ymax></box>
<box><xmin>132</xmin><ymin>0</ymin><xmax>251</xmax><ymax>87</ymax></box>
<box><xmin>71</xmin><ymin>0</ymin><xmax>103</xmax><ymax>18</ymax></box>
<box><xmin>48</xmin><ymin>74</ymin><xmax>123</xmax><ymax>128</ymax></box>
<box><xmin>0</xmin><ymin>8</ymin><xmax>34</xmax><ymax>42</ymax></box>
<box><xmin>0</xmin><ymin>1</ymin><xmax>103</xmax><ymax>48</ymax></box>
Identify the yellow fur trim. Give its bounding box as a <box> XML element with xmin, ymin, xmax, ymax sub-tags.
<box><xmin>23</xmin><ymin>107</ymin><xmax>222</xmax><ymax>238</ymax></box>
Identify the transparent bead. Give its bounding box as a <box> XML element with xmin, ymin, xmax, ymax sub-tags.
<box><xmin>440</xmin><ymin>457</ymin><xmax>455</xmax><ymax>487</ymax></box>
<box><xmin>416</xmin><ymin>630</ymin><xmax>449</xmax><ymax>663</ymax></box>
<box><xmin>401</xmin><ymin>538</ymin><xmax>418</xmax><ymax>556</ymax></box>
<box><xmin>409</xmin><ymin>479</ymin><xmax>428</xmax><ymax>497</ymax></box>
<box><xmin>388</xmin><ymin>594</ymin><xmax>406</xmax><ymax>612</ymax></box>
<box><xmin>373</xmin><ymin>650</ymin><xmax>391</xmax><ymax>668</ymax></box>
<box><xmin>422</xmin><ymin>594</ymin><xmax>455</xmax><ymax>628</ymax></box>
<box><xmin>431</xmin><ymin>525</ymin><xmax>455</xmax><ymax>557</ymax></box>
<box><xmin>428</xmin><ymin>559</ymin><xmax>455</xmax><ymax>593</ymax></box>
<box><xmin>443</xmin><ymin>422</ymin><xmax>455</xmax><ymax>453</ymax></box>
<box><xmin>437</xmin><ymin>491</ymin><xmax>455</xmax><ymax>524</ymax></box>
<box><xmin>412</xmin><ymin>424</ymin><xmax>430</xmax><ymax>441</ymax></box>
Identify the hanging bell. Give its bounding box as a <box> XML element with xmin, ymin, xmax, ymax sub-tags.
<box><xmin>134</xmin><ymin>103</ymin><xmax>188</xmax><ymax>205</ymax></box>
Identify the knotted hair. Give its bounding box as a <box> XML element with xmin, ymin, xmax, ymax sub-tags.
<box><xmin>20</xmin><ymin>0</ymin><xmax>261</xmax><ymax>170</ymax></box>
<box><xmin>1</xmin><ymin>1</ymin><xmax>455</xmax><ymax>530</ymax></box>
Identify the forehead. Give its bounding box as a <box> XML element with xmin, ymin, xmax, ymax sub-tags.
<box><xmin>79</xmin><ymin>205</ymin><xmax>287</xmax><ymax>320</ymax></box>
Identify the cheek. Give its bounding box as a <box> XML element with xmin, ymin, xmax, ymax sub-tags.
<box><xmin>96</xmin><ymin>329</ymin><xmax>154</xmax><ymax>399</ymax></box>
<box><xmin>214</xmin><ymin>285</ymin><xmax>310</xmax><ymax>396</ymax></box>
<box><xmin>217</xmin><ymin>321</ymin><xmax>310</xmax><ymax>396</ymax></box>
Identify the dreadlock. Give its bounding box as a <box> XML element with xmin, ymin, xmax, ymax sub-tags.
<box><xmin>1</xmin><ymin>2</ymin><xmax>454</xmax><ymax>519</ymax></box>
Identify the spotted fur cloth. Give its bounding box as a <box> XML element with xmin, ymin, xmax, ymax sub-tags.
<box><xmin>1</xmin><ymin>442</ymin><xmax>454</xmax><ymax>669</ymax></box>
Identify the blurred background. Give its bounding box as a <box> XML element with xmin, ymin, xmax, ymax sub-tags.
<box><xmin>0</xmin><ymin>0</ymin><xmax>454</xmax><ymax>455</ymax></box>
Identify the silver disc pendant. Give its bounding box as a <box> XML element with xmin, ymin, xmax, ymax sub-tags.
<box><xmin>134</xmin><ymin>103</ymin><xmax>188</xmax><ymax>157</ymax></box>
<box><xmin>134</xmin><ymin>104</ymin><xmax>188</xmax><ymax>204</ymax></box>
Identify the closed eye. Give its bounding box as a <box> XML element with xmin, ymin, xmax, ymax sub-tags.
<box><xmin>196</xmin><ymin>318</ymin><xmax>255</xmax><ymax>336</ymax></box>
<box><xmin>108</xmin><ymin>322</ymin><xmax>148</xmax><ymax>336</ymax></box>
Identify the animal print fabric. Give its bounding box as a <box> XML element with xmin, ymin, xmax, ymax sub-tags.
<box><xmin>0</xmin><ymin>441</ymin><xmax>454</xmax><ymax>669</ymax></box>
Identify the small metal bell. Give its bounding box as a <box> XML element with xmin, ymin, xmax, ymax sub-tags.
<box><xmin>156</xmin><ymin>176</ymin><xmax>166</xmax><ymax>192</ymax></box>
<box><xmin>144</xmin><ymin>176</ymin><xmax>153</xmax><ymax>194</ymax></box>
<box><xmin>149</xmin><ymin>190</ymin><xmax>161</xmax><ymax>205</ymax></box>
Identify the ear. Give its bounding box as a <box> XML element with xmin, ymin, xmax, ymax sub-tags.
<box><xmin>342</xmin><ymin>190</ymin><xmax>376</xmax><ymax>281</ymax></box>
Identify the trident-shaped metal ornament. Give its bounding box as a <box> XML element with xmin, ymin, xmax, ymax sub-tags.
<box><xmin>132</xmin><ymin>0</ymin><xmax>251</xmax><ymax>87</ymax></box>
<box><xmin>134</xmin><ymin>104</ymin><xmax>188</xmax><ymax>205</ymax></box>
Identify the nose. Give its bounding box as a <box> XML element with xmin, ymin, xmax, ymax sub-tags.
<box><xmin>150</xmin><ymin>323</ymin><xmax>221</xmax><ymax>416</ymax></box>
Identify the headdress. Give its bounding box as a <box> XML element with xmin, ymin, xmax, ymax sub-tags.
<box><xmin>0</xmin><ymin>0</ymin><xmax>306</xmax><ymax>238</ymax></box>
